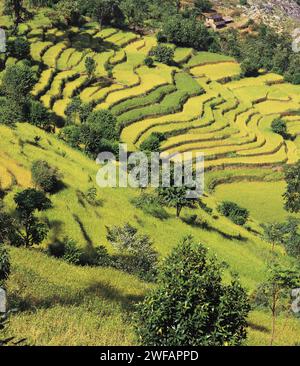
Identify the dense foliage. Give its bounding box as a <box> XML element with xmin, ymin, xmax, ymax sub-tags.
<box><xmin>135</xmin><ymin>236</ymin><xmax>250</xmax><ymax>346</ymax></box>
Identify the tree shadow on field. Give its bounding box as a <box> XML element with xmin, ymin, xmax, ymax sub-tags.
<box><xmin>9</xmin><ymin>273</ymin><xmax>144</xmax><ymax>315</ymax></box>
<box><xmin>248</xmin><ymin>322</ymin><xmax>269</xmax><ymax>333</ymax></box>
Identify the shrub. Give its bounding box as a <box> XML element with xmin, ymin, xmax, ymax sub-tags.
<box><xmin>144</xmin><ymin>56</ymin><xmax>154</xmax><ymax>68</ymax></box>
<box><xmin>271</xmin><ymin>118</ymin><xmax>288</xmax><ymax>139</ymax></box>
<box><xmin>106</xmin><ymin>223</ymin><xmax>158</xmax><ymax>281</ymax></box>
<box><xmin>31</xmin><ymin>160</ymin><xmax>61</xmax><ymax>193</ymax></box>
<box><xmin>94</xmin><ymin>245</ymin><xmax>110</xmax><ymax>266</ymax></box>
<box><xmin>217</xmin><ymin>201</ymin><xmax>249</xmax><ymax>226</ymax></box>
<box><xmin>135</xmin><ymin>236</ymin><xmax>250</xmax><ymax>346</ymax></box>
<box><xmin>59</xmin><ymin>125</ymin><xmax>82</xmax><ymax>148</ymax></box>
<box><xmin>0</xmin><ymin>245</ymin><xmax>10</xmax><ymax>285</ymax></box>
<box><xmin>140</xmin><ymin>132</ymin><xmax>166</xmax><ymax>152</ymax></box>
<box><xmin>149</xmin><ymin>45</ymin><xmax>174</xmax><ymax>65</ymax></box>
<box><xmin>62</xmin><ymin>237</ymin><xmax>82</xmax><ymax>265</ymax></box>
<box><xmin>0</xmin><ymin>97</ymin><xmax>22</xmax><ymax>126</ymax></box>
<box><xmin>85</xmin><ymin>56</ymin><xmax>96</xmax><ymax>79</ymax></box>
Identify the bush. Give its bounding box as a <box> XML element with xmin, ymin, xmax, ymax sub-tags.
<box><xmin>144</xmin><ymin>56</ymin><xmax>154</xmax><ymax>68</ymax></box>
<box><xmin>271</xmin><ymin>118</ymin><xmax>288</xmax><ymax>139</ymax></box>
<box><xmin>94</xmin><ymin>245</ymin><xmax>110</xmax><ymax>266</ymax></box>
<box><xmin>217</xmin><ymin>201</ymin><xmax>249</xmax><ymax>226</ymax></box>
<box><xmin>0</xmin><ymin>245</ymin><xmax>10</xmax><ymax>285</ymax></box>
<box><xmin>140</xmin><ymin>132</ymin><xmax>166</xmax><ymax>152</ymax></box>
<box><xmin>0</xmin><ymin>97</ymin><xmax>22</xmax><ymax>126</ymax></box>
<box><xmin>135</xmin><ymin>236</ymin><xmax>250</xmax><ymax>346</ymax></box>
<box><xmin>59</xmin><ymin>125</ymin><xmax>82</xmax><ymax>148</ymax></box>
<box><xmin>31</xmin><ymin>160</ymin><xmax>61</xmax><ymax>193</ymax></box>
<box><xmin>106</xmin><ymin>223</ymin><xmax>158</xmax><ymax>281</ymax></box>
<box><xmin>62</xmin><ymin>238</ymin><xmax>82</xmax><ymax>265</ymax></box>
<box><xmin>149</xmin><ymin>45</ymin><xmax>174</xmax><ymax>65</ymax></box>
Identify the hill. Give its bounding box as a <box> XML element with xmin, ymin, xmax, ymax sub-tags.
<box><xmin>0</xmin><ymin>4</ymin><xmax>300</xmax><ymax>346</ymax></box>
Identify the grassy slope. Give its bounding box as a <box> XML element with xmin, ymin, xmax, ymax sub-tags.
<box><xmin>1</xmin><ymin>123</ymin><xmax>299</xmax><ymax>345</ymax></box>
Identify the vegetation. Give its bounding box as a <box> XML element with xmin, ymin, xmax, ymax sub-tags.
<box><xmin>135</xmin><ymin>237</ymin><xmax>250</xmax><ymax>346</ymax></box>
<box><xmin>0</xmin><ymin>1</ymin><xmax>300</xmax><ymax>347</ymax></box>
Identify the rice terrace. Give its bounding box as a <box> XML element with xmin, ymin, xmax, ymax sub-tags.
<box><xmin>0</xmin><ymin>0</ymin><xmax>300</xmax><ymax>350</ymax></box>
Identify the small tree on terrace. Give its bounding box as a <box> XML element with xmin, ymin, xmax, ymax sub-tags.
<box><xmin>135</xmin><ymin>236</ymin><xmax>250</xmax><ymax>346</ymax></box>
<box><xmin>254</xmin><ymin>264</ymin><xmax>299</xmax><ymax>346</ymax></box>
<box><xmin>149</xmin><ymin>45</ymin><xmax>174</xmax><ymax>65</ymax></box>
<box><xmin>14</xmin><ymin>189</ymin><xmax>52</xmax><ymax>247</ymax></box>
<box><xmin>85</xmin><ymin>57</ymin><xmax>96</xmax><ymax>80</ymax></box>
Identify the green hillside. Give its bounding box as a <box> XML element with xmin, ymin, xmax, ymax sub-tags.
<box><xmin>1</xmin><ymin>4</ymin><xmax>300</xmax><ymax>346</ymax></box>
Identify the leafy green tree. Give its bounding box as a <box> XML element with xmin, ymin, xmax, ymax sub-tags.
<box><xmin>59</xmin><ymin>125</ymin><xmax>82</xmax><ymax>148</ymax></box>
<box><xmin>86</xmin><ymin>110</ymin><xmax>118</xmax><ymax>141</ymax></box>
<box><xmin>254</xmin><ymin>264</ymin><xmax>299</xmax><ymax>345</ymax></box>
<box><xmin>283</xmin><ymin>160</ymin><xmax>300</xmax><ymax>213</ymax></box>
<box><xmin>7</xmin><ymin>37</ymin><xmax>30</xmax><ymax>60</ymax></box>
<box><xmin>160</xmin><ymin>15</ymin><xmax>217</xmax><ymax>51</ymax></box>
<box><xmin>31</xmin><ymin>160</ymin><xmax>61</xmax><ymax>193</ymax></box>
<box><xmin>0</xmin><ymin>97</ymin><xmax>23</xmax><ymax>126</ymax></box>
<box><xmin>14</xmin><ymin>189</ymin><xmax>52</xmax><ymax>247</ymax></box>
<box><xmin>85</xmin><ymin>56</ymin><xmax>96</xmax><ymax>80</ymax></box>
<box><xmin>149</xmin><ymin>45</ymin><xmax>174</xmax><ymax>65</ymax></box>
<box><xmin>79</xmin><ymin>0</ymin><xmax>123</xmax><ymax>27</ymax></box>
<box><xmin>28</xmin><ymin>100</ymin><xmax>52</xmax><ymax>131</ymax></box>
<box><xmin>62</xmin><ymin>237</ymin><xmax>82</xmax><ymax>265</ymax></box>
<box><xmin>120</xmin><ymin>0</ymin><xmax>148</xmax><ymax>30</ymax></box>
<box><xmin>55</xmin><ymin>0</ymin><xmax>80</xmax><ymax>25</ymax></box>
<box><xmin>1</xmin><ymin>64</ymin><xmax>36</xmax><ymax>117</ymax></box>
<box><xmin>135</xmin><ymin>236</ymin><xmax>250</xmax><ymax>346</ymax></box>
<box><xmin>158</xmin><ymin>186</ymin><xmax>195</xmax><ymax>218</ymax></box>
<box><xmin>240</xmin><ymin>58</ymin><xmax>260</xmax><ymax>77</ymax></box>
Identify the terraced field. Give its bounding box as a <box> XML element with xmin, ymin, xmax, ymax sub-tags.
<box><xmin>2</xmin><ymin>21</ymin><xmax>299</xmax><ymax>181</ymax></box>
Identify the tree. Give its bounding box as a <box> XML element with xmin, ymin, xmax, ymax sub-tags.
<box><xmin>4</xmin><ymin>0</ymin><xmax>28</xmax><ymax>30</ymax></box>
<box><xmin>283</xmin><ymin>160</ymin><xmax>300</xmax><ymax>213</ymax></box>
<box><xmin>14</xmin><ymin>189</ymin><xmax>52</xmax><ymax>247</ymax></box>
<box><xmin>28</xmin><ymin>100</ymin><xmax>52</xmax><ymax>131</ymax></box>
<box><xmin>59</xmin><ymin>125</ymin><xmax>82</xmax><ymax>148</ymax></box>
<box><xmin>86</xmin><ymin>110</ymin><xmax>118</xmax><ymax>141</ymax></box>
<box><xmin>194</xmin><ymin>0</ymin><xmax>212</xmax><ymax>13</ymax></box>
<box><xmin>31</xmin><ymin>160</ymin><xmax>61</xmax><ymax>193</ymax></box>
<box><xmin>149</xmin><ymin>45</ymin><xmax>174</xmax><ymax>65</ymax></box>
<box><xmin>0</xmin><ymin>97</ymin><xmax>23</xmax><ymax>126</ymax></box>
<box><xmin>79</xmin><ymin>0</ymin><xmax>123</xmax><ymax>27</ymax></box>
<box><xmin>85</xmin><ymin>56</ymin><xmax>96</xmax><ymax>80</ymax></box>
<box><xmin>158</xmin><ymin>186</ymin><xmax>195</xmax><ymax>218</ymax></box>
<box><xmin>1</xmin><ymin>64</ymin><xmax>36</xmax><ymax>116</ymax></box>
<box><xmin>55</xmin><ymin>0</ymin><xmax>80</xmax><ymax>25</ymax></box>
<box><xmin>106</xmin><ymin>223</ymin><xmax>158</xmax><ymax>281</ymax></box>
<box><xmin>217</xmin><ymin>201</ymin><xmax>249</xmax><ymax>226</ymax></box>
<box><xmin>7</xmin><ymin>37</ymin><xmax>30</xmax><ymax>59</ymax></box>
<box><xmin>120</xmin><ymin>0</ymin><xmax>148</xmax><ymax>30</ymax></box>
<box><xmin>254</xmin><ymin>264</ymin><xmax>299</xmax><ymax>345</ymax></box>
<box><xmin>271</xmin><ymin>118</ymin><xmax>288</xmax><ymax>139</ymax></box>
<box><xmin>160</xmin><ymin>15</ymin><xmax>217</xmax><ymax>51</ymax></box>
<box><xmin>262</xmin><ymin>222</ymin><xmax>286</xmax><ymax>252</ymax></box>
<box><xmin>240</xmin><ymin>58</ymin><xmax>260</xmax><ymax>77</ymax></box>
<box><xmin>135</xmin><ymin>236</ymin><xmax>250</xmax><ymax>346</ymax></box>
